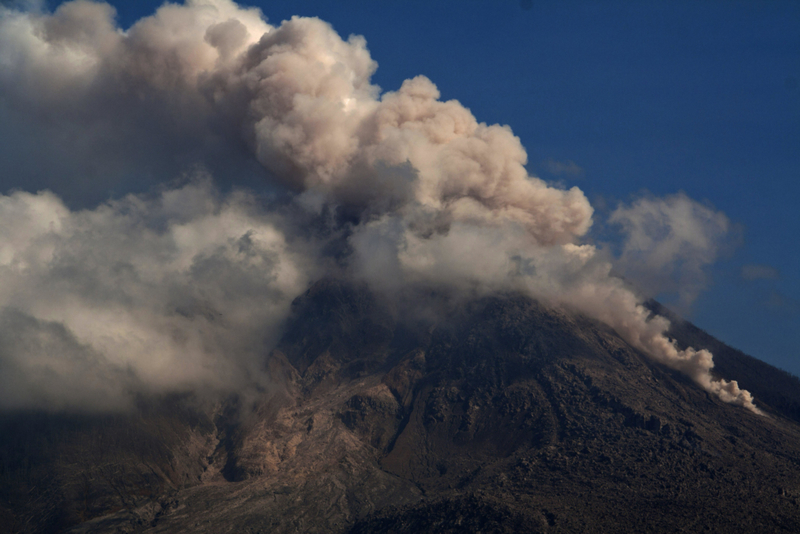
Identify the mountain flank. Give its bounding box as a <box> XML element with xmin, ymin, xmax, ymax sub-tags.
<box><xmin>3</xmin><ymin>279</ymin><xmax>800</xmax><ymax>533</ymax></box>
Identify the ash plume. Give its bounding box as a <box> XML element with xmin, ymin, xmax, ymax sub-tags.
<box><xmin>0</xmin><ymin>177</ymin><xmax>316</xmax><ymax>410</ymax></box>
<box><xmin>0</xmin><ymin>0</ymin><xmax>758</xmax><ymax>413</ymax></box>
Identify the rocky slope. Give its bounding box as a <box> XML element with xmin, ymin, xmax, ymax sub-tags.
<box><xmin>3</xmin><ymin>279</ymin><xmax>800</xmax><ymax>533</ymax></box>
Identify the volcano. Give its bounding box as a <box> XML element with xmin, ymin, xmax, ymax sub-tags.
<box><xmin>3</xmin><ymin>279</ymin><xmax>800</xmax><ymax>534</ymax></box>
<box><xmin>1</xmin><ymin>2</ymin><xmax>797</xmax><ymax>533</ymax></box>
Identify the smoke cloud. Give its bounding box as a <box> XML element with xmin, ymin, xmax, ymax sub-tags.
<box><xmin>0</xmin><ymin>0</ymin><xmax>758</xmax><ymax>413</ymax></box>
<box><xmin>609</xmin><ymin>193</ymin><xmax>732</xmax><ymax>309</ymax></box>
<box><xmin>0</xmin><ymin>177</ymin><xmax>315</xmax><ymax>410</ymax></box>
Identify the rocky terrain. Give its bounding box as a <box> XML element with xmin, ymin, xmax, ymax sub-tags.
<box><xmin>3</xmin><ymin>279</ymin><xmax>800</xmax><ymax>533</ymax></box>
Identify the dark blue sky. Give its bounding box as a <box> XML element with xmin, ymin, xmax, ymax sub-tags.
<box><xmin>44</xmin><ymin>0</ymin><xmax>800</xmax><ymax>375</ymax></box>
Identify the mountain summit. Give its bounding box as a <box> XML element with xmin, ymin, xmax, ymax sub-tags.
<box><xmin>3</xmin><ymin>279</ymin><xmax>800</xmax><ymax>533</ymax></box>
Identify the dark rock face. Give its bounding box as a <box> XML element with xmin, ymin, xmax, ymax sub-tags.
<box><xmin>3</xmin><ymin>280</ymin><xmax>800</xmax><ymax>533</ymax></box>
<box><xmin>0</xmin><ymin>395</ymin><xmax>219</xmax><ymax>533</ymax></box>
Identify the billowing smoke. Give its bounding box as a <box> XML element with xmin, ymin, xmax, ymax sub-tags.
<box><xmin>0</xmin><ymin>0</ymin><xmax>758</xmax><ymax>413</ymax></box>
<box><xmin>0</xmin><ymin>177</ymin><xmax>315</xmax><ymax>410</ymax></box>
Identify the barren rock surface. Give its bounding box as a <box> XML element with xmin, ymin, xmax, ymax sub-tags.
<box><xmin>3</xmin><ymin>280</ymin><xmax>800</xmax><ymax>533</ymax></box>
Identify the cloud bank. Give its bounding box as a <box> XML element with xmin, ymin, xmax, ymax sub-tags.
<box><xmin>0</xmin><ymin>0</ymin><xmax>757</xmax><ymax>413</ymax></box>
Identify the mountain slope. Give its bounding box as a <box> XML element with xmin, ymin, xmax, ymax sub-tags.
<box><xmin>4</xmin><ymin>280</ymin><xmax>800</xmax><ymax>533</ymax></box>
<box><xmin>649</xmin><ymin>299</ymin><xmax>800</xmax><ymax>424</ymax></box>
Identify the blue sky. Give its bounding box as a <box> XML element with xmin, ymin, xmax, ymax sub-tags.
<box><xmin>25</xmin><ymin>0</ymin><xmax>800</xmax><ymax>376</ymax></box>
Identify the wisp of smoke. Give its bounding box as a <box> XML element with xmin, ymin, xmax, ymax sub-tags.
<box><xmin>0</xmin><ymin>0</ymin><xmax>759</xmax><ymax>413</ymax></box>
<box><xmin>610</xmin><ymin>193</ymin><xmax>732</xmax><ymax>310</ymax></box>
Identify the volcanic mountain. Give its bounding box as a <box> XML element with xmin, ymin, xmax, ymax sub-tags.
<box><xmin>3</xmin><ymin>279</ymin><xmax>800</xmax><ymax>533</ymax></box>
